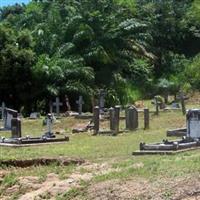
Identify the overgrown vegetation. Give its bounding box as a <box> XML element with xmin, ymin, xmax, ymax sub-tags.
<box><xmin>0</xmin><ymin>0</ymin><xmax>199</xmax><ymax>113</ymax></box>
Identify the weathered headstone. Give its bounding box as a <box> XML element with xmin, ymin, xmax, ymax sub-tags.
<box><xmin>76</xmin><ymin>96</ymin><xmax>84</xmax><ymax>115</ymax></box>
<box><xmin>29</xmin><ymin>112</ymin><xmax>40</xmax><ymax>119</ymax></box>
<box><xmin>93</xmin><ymin>106</ymin><xmax>100</xmax><ymax>135</ymax></box>
<box><xmin>128</xmin><ymin>106</ymin><xmax>138</xmax><ymax>131</ymax></box>
<box><xmin>155</xmin><ymin>97</ymin><xmax>159</xmax><ymax>115</ymax></box>
<box><xmin>11</xmin><ymin>118</ymin><xmax>21</xmax><ymax>138</ymax></box>
<box><xmin>144</xmin><ymin>108</ymin><xmax>149</xmax><ymax>130</ymax></box>
<box><xmin>113</xmin><ymin>106</ymin><xmax>120</xmax><ymax>135</ymax></box>
<box><xmin>125</xmin><ymin>106</ymin><xmax>130</xmax><ymax>130</ymax></box>
<box><xmin>1</xmin><ymin>102</ymin><xmax>5</xmax><ymax>121</ymax></box>
<box><xmin>4</xmin><ymin>108</ymin><xmax>18</xmax><ymax>130</ymax></box>
<box><xmin>99</xmin><ymin>89</ymin><xmax>106</xmax><ymax>113</ymax></box>
<box><xmin>109</xmin><ymin>107</ymin><xmax>115</xmax><ymax>131</ymax></box>
<box><xmin>177</xmin><ymin>92</ymin><xmax>187</xmax><ymax>115</ymax></box>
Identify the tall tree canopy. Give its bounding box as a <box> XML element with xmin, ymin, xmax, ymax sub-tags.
<box><xmin>0</xmin><ymin>0</ymin><xmax>199</xmax><ymax>113</ymax></box>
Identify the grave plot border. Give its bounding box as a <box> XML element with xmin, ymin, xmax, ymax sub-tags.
<box><xmin>167</xmin><ymin>128</ymin><xmax>187</xmax><ymax>137</ymax></box>
<box><xmin>0</xmin><ymin>138</ymin><xmax>69</xmax><ymax>147</ymax></box>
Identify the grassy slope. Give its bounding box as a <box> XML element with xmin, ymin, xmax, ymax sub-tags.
<box><xmin>0</xmin><ymin>100</ymin><xmax>200</xmax><ymax>199</ymax></box>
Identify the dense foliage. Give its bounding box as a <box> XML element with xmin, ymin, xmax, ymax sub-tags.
<box><xmin>0</xmin><ymin>0</ymin><xmax>199</xmax><ymax>113</ymax></box>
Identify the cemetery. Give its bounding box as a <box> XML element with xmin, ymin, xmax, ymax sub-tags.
<box><xmin>1</xmin><ymin>0</ymin><xmax>200</xmax><ymax>199</ymax></box>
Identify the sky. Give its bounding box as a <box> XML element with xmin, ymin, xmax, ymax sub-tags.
<box><xmin>0</xmin><ymin>0</ymin><xmax>30</xmax><ymax>7</ymax></box>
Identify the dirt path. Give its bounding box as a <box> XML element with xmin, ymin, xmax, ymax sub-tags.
<box><xmin>1</xmin><ymin>161</ymin><xmax>200</xmax><ymax>200</ymax></box>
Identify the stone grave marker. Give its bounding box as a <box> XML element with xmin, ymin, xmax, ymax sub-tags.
<box><xmin>99</xmin><ymin>89</ymin><xmax>106</xmax><ymax>113</ymax></box>
<box><xmin>11</xmin><ymin>117</ymin><xmax>22</xmax><ymax>138</ymax></box>
<box><xmin>109</xmin><ymin>107</ymin><xmax>115</xmax><ymax>131</ymax></box>
<box><xmin>76</xmin><ymin>96</ymin><xmax>84</xmax><ymax>115</ymax></box>
<box><xmin>177</xmin><ymin>92</ymin><xmax>188</xmax><ymax>115</ymax></box>
<box><xmin>1</xmin><ymin>102</ymin><xmax>5</xmax><ymax>120</ymax></box>
<box><xmin>4</xmin><ymin>108</ymin><xmax>18</xmax><ymax>130</ymax></box>
<box><xmin>93</xmin><ymin>106</ymin><xmax>100</xmax><ymax>135</ymax></box>
<box><xmin>127</xmin><ymin>106</ymin><xmax>138</xmax><ymax>131</ymax></box>
<box><xmin>113</xmin><ymin>106</ymin><xmax>120</xmax><ymax>135</ymax></box>
<box><xmin>144</xmin><ymin>108</ymin><xmax>149</xmax><ymax>129</ymax></box>
<box><xmin>50</xmin><ymin>97</ymin><xmax>63</xmax><ymax>116</ymax></box>
<box><xmin>29</xmin><ymin>112</ymin><xmax>40</xmax><ymax>119</ymax></box>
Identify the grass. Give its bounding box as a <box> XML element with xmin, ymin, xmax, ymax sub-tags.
<box><xmin>0</xmin><ymin>99</ymin><xmax>200</xmax><ymax>199</ymax></box>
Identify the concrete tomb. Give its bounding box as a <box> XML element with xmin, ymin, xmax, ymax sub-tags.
<box><xmin>0</xmin><ymin>113</ymin><xmax>69</xmax><ymax>147</ymax></box>
<box><xmin>133</xmin><ymin>109</ymin><xmax>200</xmax><ymax>155</ymax></box>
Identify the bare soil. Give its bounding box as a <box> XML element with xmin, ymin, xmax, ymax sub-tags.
<box><xmin>1</xmin><ymin>161</ymin><xmax>200</xmax><ymax>200</ymax></box>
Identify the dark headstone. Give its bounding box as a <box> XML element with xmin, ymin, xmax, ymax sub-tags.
<box><xmin>11</xmin><ymin>118</ymin><xmax>21</xmax><ymax>138</ymax></box>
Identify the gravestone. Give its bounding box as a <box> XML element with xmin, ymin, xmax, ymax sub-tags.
<box><xmin>1</xmin><ymin>102</ymin><xmax>5</xmax><ymax>120</ymax></box>
<box><xmin>11</xmin><ymin>118</ymin><xmax>22</xmax><ymax>138</ymax></box>
<box><xmin>109</xmin><ymin>107</ymin><xmax>115</xmax><ymax>131</ymax></box>
<box><xmin>113</xmin><ymin>106</ymin><xmax>120</xmax><ymax>135</ymax></box>
<box><xmin>99</xmin><ymin>89</ymin><xmax>106</xmax><ymax>113</ymax></box>
<box><xmin>187</xmin><ymin>109</ymin><xmax>200</xmax><ymax>138</ymax></box>
<box><xmin>128</xmin><ymin>106</ymin><xmax>138</xmax><ymax>131</ymax></box>
<box><xmin>49</xmin><ymin>97</ymin><xmax>63</xmax><ymax>116</ymax></box>
<box><xmin>171</xmin><ymin>102</ymin><xmax>180</xmax><ymax>109</ymax></box>
<box><xmin>29</xmin><ymin>112</ymin><xmax>40</xmax><ymax>119</ymax></box>
<box><xmin>93</xmin><ymin>106</ymin><xmax>100</xmax><ymax>135</ymax></box>
<box><xmin>154</xmin><ymin>97</ymin><xmax>159</xmax><ymax>115</ymax></box>
<box><xmin>144</xmin><ymin>108</ymin><xmax>149</xmax><ymax>130</ymax></box>
<box><xmin>76</xmin><ymin>96</ymin><xmax>84</xmax><ymax>115</ymax></box>
<box><xmin>4</xmin><ymin>108</ymin><xmax>18</xmax><ymax>130</ymax></box>
<box><xmin>125</xmin><ymin>106</ymin><xmax>130</xmax><ymax>130</ymax></box>
<box><xmin>177</xmin><ymin>92</ymin><xmax>188</xmax><ymax>115</ymax></box>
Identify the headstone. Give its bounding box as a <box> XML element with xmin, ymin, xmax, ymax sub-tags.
<box><xmin>1</xmin><ymin>102</ymin><xmax>5</xmax><ymax>121</ymax></box>
<box><xmin>144</xmin><ymin>108</ymin><xmax>149</xmax><ymax>130</ymax></box>
<box><xmin>109</xmin><ymin>107</ymin><xmax>115</xmax><ymax>131</ymax></box>
<box><xmin>11</xmin><ymin>118</ymin><xmax>22</xmax><ymax>138</ymax></box>
<box><xmin>154</xmin><ymin>97</ymin><xmax>159</xmax><ymax>115</ymax></box>
<box><xmin>128</xmin><ymin>106</ymin><xmax>138</xmax><ymax>131</ymax></box>
<box><xmin>44</xmin><ymin>113</ymin><xmax>55</xmax><ymax>138</ymax></box>
<box><xmin>29</xmin><ymin>112</ymin><xmax>40</xmax><ymax>119</ymax></box>
<box><xmin>177</xmin><ymin>92</ymin><xmax>187</xmax><ymax>115</ymax></box>
<box><xmin>171</xmin><ymin>102</ymin><xmax>180</xmax><ymax>109</ymax></box>
<box><xmin>113</xmin><ymin>106</ymin><xmax>120</xmax><ymax>135</ymax></box>
<box><xmin>65</xmin><ymin>95</ymin><xmax>71</xmax><ymax>111</ymax></box>
<box><xmin>76</xmin><ymin>96</ymin><xmax>84</xmax><ymax>115</ymax></box>
<box><xmin>93</xmin><ymin>106</ymin><xmax>100</xmax><ymax>135</ymax></box>
<box><xmin>99</xmin><ymin>89</ymin><xmax>106</xmax><ymax>113</ymax></box>
<box><xmin>125</xmin><ymin>106</ymin><xmax>130</xmax><ymax>130</ymax></box>
<box><xmin>187</xmin><ymin>109</ymin><xmax>200</xmax><ymax>138</ymax></box>
<box><xmin>4</xmin><ymin>109</ymin><xmax>18</xmax><ymax>130</ymax></box>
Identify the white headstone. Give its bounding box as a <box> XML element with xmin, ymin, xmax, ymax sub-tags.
<box><xmin>187</xmin><ymin>109</ymin><xmax>200</xmax><ymax>138</ymax></box>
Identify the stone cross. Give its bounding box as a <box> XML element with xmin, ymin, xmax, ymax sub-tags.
<box><xmin>76</xmin><ymin>96</ymin><xmax>84</xmax><ymax>115</ymax></box>
<box><xmin>53</xmin><ymin>97</ymin><xmax>63</xmax><ymax>116</ymax></box>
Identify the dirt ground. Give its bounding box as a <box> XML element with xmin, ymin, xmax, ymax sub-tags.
<box><xmin>1</xmin><ymin>161</ymin><xmax>200</xmax><ymax>200</ymax></box>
